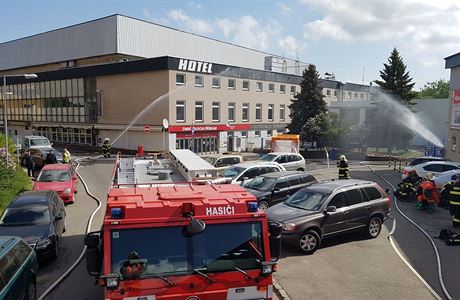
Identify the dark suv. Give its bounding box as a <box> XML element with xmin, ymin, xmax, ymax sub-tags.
<box><xmin>244</xmin><ymin>171</ymin><xmax>316</xmax><ymax>209</ymax></box>
<box><xmin>265</xmin><ymin>179</ymin><xmax>390</xmax><ymax>254</ymax></box>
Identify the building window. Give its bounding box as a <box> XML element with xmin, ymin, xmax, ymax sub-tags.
<box><xmin>228</xmin><ymin>102</ymin><xmax>235</xmax><ymax>122</ymax></box>
<box><xmin>360</xmin><ymin>93</ymin><xmax>364</xmax><ymax>99</ymax></box>
<box><xmin>241</xmin><ymin>131</ymin><xmax>248</xmax><ymax>137</ymax></box>
<box><xmin>212</xmin><ymin>102</ymin><xmax>220</xmax><ymax>122</ymax></box>
<box><xmin>254</xmin><ymin>130</ymin><xmax>260</xmax><ymax>137</ymax></box>
<box><xmin>195</xmin><ymin>75</ymin><xmax>204</xmax><ymax>87</ymax></box>
<box><xmin>290</xmin><ymin>86</ymin><xmax>296</xmax><ymax>95</ymax></box>
<box><xmin>212</xmin><ymin>77</ymin><xmax>220</xmax><ymax>88</ymax></box>
<box><xmin>256</xmin><ymin>82</ymin><xmax>263</xmax><ymax>92</ymax></box>
<box><xmin>242</xmin><ymin>103</ymin><xmax>249</xmax><ymax>122</ymax></box>
<box><xmin>176</xmin><ymin>73</ymin><xmax>185</xmax><ymax>85</ymax></box>
<box><xmin>279</xmin><ymin>104</ymin><xmax>285</xmax><ymax>121</ymax></box>
<box><xmin>347</xmin><ymin>92</ymin><xmax>352</xmax><ymax>99</ymax></box>
<box><xmin>256</xmin><ymin>104</ymin><xmax>262</xmax><ymax>122</ymax></box>
<box><xmin>243</xmin><ymin>80</ymin><xmax>250</xmax><ymax>91</ymax></box>
<box><xmin>176</xmin><ymin>100</ymin><xmax>186</xmax><ymax>122</ymax></box>
<box><xmin>267</xmin><ymin>130</ymin><xmax>273</xmax><ymax>136</ymax></box>
<box><xmin>268</xmin><ymin>83</ymin><xmax>275</xmax><ymax>93</ymax></box>
<box><xmin>326</xmin><ymin>89</ymin><xmax>331</xmax><ymax>96</ymax></box>
<box><xmin>334</xmin><ymin>90</ymin><xmax>337</xmax><ymax>97</ymax></box>
<box><xmin>268</xmin><ymin>104</ymin><xmax>274</xmax><ymax>121</ymax></box>
<box><xmin>228</xmin><ymin>79</ymin><xmax>236</xmax><ymax>89</ymax></box>
<box><xmin>195</xmin><ymin>101</ymin><xmax>204</xmax><ymax>122</ymax></box>
<box><xmin>354</xmin><ymin>92</ymin><xmax>358</xmax><ymax>98</ymax></box>
<box><xmin>280</xmin><ymin>84</ymin><xmax>286</xmax><ymax>94</ymax></box>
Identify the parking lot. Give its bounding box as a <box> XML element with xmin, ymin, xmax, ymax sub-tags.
<box><xmin>35</xmin><ymin>159</ymin><xmax>458</xmax><ymax>299</ymax></box>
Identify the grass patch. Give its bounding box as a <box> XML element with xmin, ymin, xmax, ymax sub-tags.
<box><xmin>0</xmin><ymin>164</ymin><xmax>32</xmax><ymax>215</ymax></box>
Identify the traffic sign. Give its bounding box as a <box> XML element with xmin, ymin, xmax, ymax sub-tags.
<box><xmin>144</xmin><ymin>125</ymin><xmax>151</xmax><ymax>133</ymax></box>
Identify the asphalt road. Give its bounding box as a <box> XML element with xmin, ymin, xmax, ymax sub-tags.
<box><xmin>35</xmin><ymin>160</ymin><xmax>459</xmax><ymax>299</ymax></box>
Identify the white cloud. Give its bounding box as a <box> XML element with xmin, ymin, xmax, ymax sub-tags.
<box><xmin>187</xmin><ymin>1</ymin><xmax>203</xmax><ymax>10</ymax></box>
<box><xmin>143</xmin><ymin>8</ymin><xmax>152</xmax><ymax>18</ymax></box>
<box><xmin>304</xmin><ymin>18</ymin><xmax>352</xmax><ymax>42</ymax></box>
<box><xmin>279</xmin><ymin>36</ymin><xmax>299</xmax><ymax>56</ymax></box>
<box><xmin>216</xmin><ymin>18</ymin><xmax>235</xmax><ymax>38</ymax></box>
<box><xmin>277</xmin><ymin>2</ymin><xmax>291</xmax><ymax>14</ymax></box>
<box><xmin>167</xmin><ymin>9</ymin><xmax>213</xmax><ymax>34</ymax></box>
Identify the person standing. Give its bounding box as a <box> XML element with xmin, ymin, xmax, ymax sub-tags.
<box><xmin>337</xmin><ymin>155</ymin><xmax>350</xmax><ymax>179</ymax></box>
<box><xmin>102</xmin><ymin>138</ymin><xmax>111</xmax><ymax>158</ymax></box>
<box><xmin>449</xmin><ymin>175</ymin><xmax>460</xmax><ymax>227</ymax></box>
<box><xmin>63</xmin><ymin>148</ymin><xmax>71</xmax><ymax>164</ymax></box>
<box><xmin>45</xmin><ymin>149</ymin><xmax>58</xmax><ymax>165</ymax></box>
<box><xmin>24</xmin><ymin>150</ymin><xmax>35</xmax><ymax>177</ymax></box>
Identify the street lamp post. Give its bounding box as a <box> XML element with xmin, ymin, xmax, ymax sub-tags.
<box><xmin>2</xmin><ymin>73</ymin><xmax>38</xmax><ymax>166</ymax></box>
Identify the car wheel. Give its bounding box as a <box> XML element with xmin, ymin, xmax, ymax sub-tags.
<box><xmin>366</xmin><ymin>217</ymin><xmax>382</xmax><ymax>238</ymax></box>
<box><xmin>51</xmin><ymin>238</ymin><xmax>59</xmax><ymax>260</ymax></box>
<box><xmin>26</xmin><ymin>281</ymin><xmax>36</xmax><ymax>300</ymax></box>
<box><xmin>298</xmin><ymin>230</ymin><xmax>320</xmax><ymax>254</ymax></box>
<box><xmin>258</xmin><ymin>200</ymin><xmax>270</xmax><ymax>210</ymax></box>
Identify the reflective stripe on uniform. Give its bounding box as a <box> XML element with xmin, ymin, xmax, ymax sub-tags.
<box><xmin>453</xmin><ymin>216</ymin><xmax>460</xmax><ymax>223</ymax></box>
<box><xmin>450</xmin><ymin>201</ymin><xmax>460</xmax><ymax>206</ymax></box>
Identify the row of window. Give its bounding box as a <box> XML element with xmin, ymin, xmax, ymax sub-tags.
<box><xmin>324</xmin><ymin>89</ymin><xmax>366</xmax><ymax>100</ymax></box>
<box><xmin>33</xmin><ymin>126</ymin><xmax>94</xmax><ymax>145</ymax></box>
<box><xmin>176</xmin><ymin>101</ymin><xmax>286</xmax><ymax>123</ymax></box>
<box><xmin>176</xmin><ymin>73</ymin><xmax>297</xmax><ymax>94</ymax></box>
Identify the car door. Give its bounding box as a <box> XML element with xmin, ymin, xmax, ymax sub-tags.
<box><xmin>442</xmin><ymin>164</ymin><xmax>459</xmax><ymax>172</ymax></box>
<box><xmin>322</xmin><ymin>192</ymin><xmax>351</xmax><ymax>235</ymax></box>
<box><xmin>271</xmin><ymin>177</ymin><xmax>291</xmax><ymax>205</ymax></box>
<box><xmin>11</xmin><ymin>241</ymin><xmax>36</xmax><ymax>300</ymax></box>
<box><xmin>237</xmin><ymin>167</ymin><xmax>260</xmax><ymax>183</ymax></box>
<box><xmin>51</xmin><ymin>195</ymin><xmax>65</xmax><ymax>236</ymax></box>
<box><xmin>0</xmin><ymin>250</ymin><xmax>22</xmax><ymax>300</ymax></box>
<box><xmin>70</xmin><ymin>167</ymin><xmax>78</xmax><ymax>192</ymax></box>
<box><xmin>422</xmin><ymin>164</ymin><xmax>444</xmax><ymax>176</ymax></box>
<box><xmin>342</xmin><ymin>188</ymin><xmax>367</xmax><ymax>229</ymax></box>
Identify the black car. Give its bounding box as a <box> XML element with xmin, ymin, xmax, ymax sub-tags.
<box><xmin>266</xmin><ymin>179</ymin><xmax>390</xmax><ymax>254</ymax></box>
<box><xmin>0</xmin><ymin>190</ymin><xmax>66</xmax><ymax>260</ymax></box>
<box><xmin>244</xmin><ymin>171</ymin><xmax>317</xmax><ymax>209</ymax></box>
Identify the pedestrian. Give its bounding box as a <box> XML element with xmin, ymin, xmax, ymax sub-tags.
<box><xmin>337</xmin><ymin>155</ymin><xmax>350</xmax><ymax>179</ymax></box>
<box><xmin>416</xmin><ymin>173</ymin><xmax>439</xmax><ymax>213</ymax></box>
<box><xmin>45</xmin><ymin>149</ymin><xmax>58</xmax><ymax>165</ymax></box>
<box><xmin>137</xmin><ymin>145</ymin><xmax>144</xmax><ymax>156</ymax></box>
<box><xmin>63</xmin><ymin>148</ymin><xmax>71</xmax><ymax>164</ymax></box>
<box><xmin>24</xmin><ymin>150</ymin><xmax>35</xmax><ymax>177</ymax></box>
<box><xmin>102</xmin><ymin>138</ymin><xmax>111</xmax><ymax>158</ymax></box>
<box><xmin>449</xmin><ymin>175</ymin><xmax>460</xmax><ymax>227</ymax></box>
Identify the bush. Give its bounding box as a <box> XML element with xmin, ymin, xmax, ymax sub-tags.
<box><xmin>0</xmin><ymin>163</ymin><xmax>31</xmax><ymax>214</ymax></box>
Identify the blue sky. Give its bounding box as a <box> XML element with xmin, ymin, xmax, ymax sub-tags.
<box><xmin>1</xmin><ymin>0</ymin><xmax>459</xmax><ymax>89</ymax></box>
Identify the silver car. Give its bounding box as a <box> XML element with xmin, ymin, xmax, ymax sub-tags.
<box><xmin>259</xmin><ymin>152</ymin><xmax>306</xmax><ymax>171</ymax></box>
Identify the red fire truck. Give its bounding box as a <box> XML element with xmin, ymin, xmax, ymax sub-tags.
<box><xmin>85</xmin><ymin>150</ymin><xmax>281</xmax><ymax>300</ymax></box>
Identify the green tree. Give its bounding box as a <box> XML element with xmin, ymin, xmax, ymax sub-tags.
<box><xmin>416</xmin><ymin>79</ymin><xmax>450</xmax><ymax>99</ymax></box>
<box><xmin>372</xmin><ymin>48</ymin><xmax>416</xmax><ymax>153</ymax></box>
<box><xmin>288</xmin><ymin>64</ymin><xmax>327</xmax><ymax>135</ymax></box>
<box><xmin>322</xmin><ymin>112</ymin><xmax>346</xmax><ymax>147</ymax></box>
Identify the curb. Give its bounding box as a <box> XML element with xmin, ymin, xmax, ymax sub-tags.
<box><xmin>273</xmin><ymin>278</ymin><xmax>291</xmax><ymax>300</ymax></box>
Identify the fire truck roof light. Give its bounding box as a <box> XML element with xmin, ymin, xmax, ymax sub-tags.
<box><xmin>111</xmin><ymin>208</ymin><xmax>123</xmax><ymax>219</ymax></box>
<box><xmin>247</xmin><ymin>202</ymin><xmax>258</xmax><ymax>212</ymax></box>
<box><xmin>182</xmin><ymin>203</ymin><xmax>195</xmax><ymax>216</ymax></box>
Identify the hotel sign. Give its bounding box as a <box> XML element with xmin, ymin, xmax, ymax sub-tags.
<box><xmin>178</xmin><ymin>59</ymin><xmax>213</xmax><ymax>74</ymax></box>
<box><xmin>451</xmin><ymin>89</ymin><xmax>460</xmax><ymax>129</ymax></box>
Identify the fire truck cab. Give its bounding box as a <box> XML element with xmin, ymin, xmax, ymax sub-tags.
<box><xmin>85</xmin><ymin>150</ymin><xmax>281</xmax><ymax>300</ymax></box>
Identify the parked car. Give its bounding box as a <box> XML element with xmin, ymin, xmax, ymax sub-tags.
<box><xmin>244</xmin><ymin>171</ymin><xmax>317</xmax><ymax>209</ymax></box>
<box><xmin>407</xmin><ymin>156</ymin><xmax>445</xmax><ymax>167</ymax></box>
<box><xmin>0</xmin><ymin>236</ymin><xmax>38</xmax><ymax>300</ymax></box>
<box><xmin>0</xmin><ymin>190</ymin><xmax>66</xmax><ymax>260</ymax></box>
<box><xmin>259</xmin><ymin>152</ymin><xmax>306</xmax><ymax>171</ymax></box>
<box><xmin>402</xmin><ymin>161</ymin><xmax>460</xmax><ymax>179</ymax></box>
<box><xmin>265</xmin><ymin>179</ymin><xmax>390</xmax><ymax>254</ymax></box>
<box><xmin>33</xmin><ymin>164</ymin><xmax>78</xmax><ymax>203</ymax></box>
<box><xmin>201</xmin><ymin>154</ymin><xmax>243</xmax><ymax>171</ymax></box>
<box><xmin>433</xmin><ymin>169</ymin><xmax>460</xmax><ymax>191</ymax></box>
<box><xmin>21</xmin><ymin>148</ymin><xmax>62</xmax><ymax>168</ymax></box>
<box><xmin>215</xmin><ymin>161</ymin><xmax>285</xmax><ymax>184</ymax></box>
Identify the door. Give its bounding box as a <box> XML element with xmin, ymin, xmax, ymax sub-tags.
<box><xmin>322</xmin><ymin>192</ymin><xmax>351</xmax><ymax>235</ymax></box>
<box><xmin>0</xmin><ymin>251</ymin><xmax>22</xmax><ymax>300</ymax></box>
<box><xmin>342</xmin><ymin>189</ymin><xmax>367</xmax><ymax>229</ymax></box>
<box><xmin>227</xmin><ymin>136</ymin><xmax>234</xmax><ymax>152</ymax></box>
<box><xmin>271</xmin><ymin>177</ymin><xmax>291</xmax><ymax>205</ymax></box>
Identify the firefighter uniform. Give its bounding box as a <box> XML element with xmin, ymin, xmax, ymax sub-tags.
<box><xmin>102</xmin><ymin>138</ymin><xmax>111</xmax><ymax>158</ymax></box>
<box><xmin>440</xmin><ymin>181</ymin><xmax>453</xmax><ymax>209</ymax></box>
<box><xmin>337</xmin><ymin>155</ymin><xmax>350</xmax><ymax>179</ymax></box>
<box><xmin>449</xmin><ymin>177</ymin><xmax>460</xmax><ymax>227</ymax></box>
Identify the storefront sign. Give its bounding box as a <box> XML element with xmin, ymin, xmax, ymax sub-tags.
<box><xmin>451</xmin><ymin>89</ymin><xmax>460</xmax><ymax>129</ymax></box>
<box><xmin>178</xmin><ymin>59</ymin><xmax>213</xmax><ymax>74</ymax></box>
<box><xmin>169</xmin><ymin>124</ymin><xmax>252</xmax><ymax>133</ymax></box>
<box><xmin>251</xmin><ymin>123</ymin><xmax>288</xmax><ymax>130</ymax></box>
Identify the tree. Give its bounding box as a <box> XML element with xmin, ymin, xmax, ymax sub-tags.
<box><xmin>300</xmin><ymin>113</ymin><xmax>328</xmax><ymax>146</ymax></box>
<box><xmin>416</xmin><ymin>79</ymin><xmax>450</xmax><ymax>99</ymax></box>
<box><xmin>322</xmin><ymin>112</ymin><xmax>346</xmax><ymax>147</ymax></box>
<box><xmin>288</xmin><ymin>64</ymin><xmax>327</xmax><ymax>136</ymax></box>
<box><xmin>372</xmin><ymin>48</ymin><xmax>416</xmax><ymax>153</ymax></box>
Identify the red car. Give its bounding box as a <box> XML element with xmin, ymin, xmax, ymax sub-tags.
<box><xmin>33</xmin><ymin>164</ymin><xmax>78</xmax><ymax>203</ymax></box>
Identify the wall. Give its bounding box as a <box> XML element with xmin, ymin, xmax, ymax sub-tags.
<box><xmin>447</xmin><ymin>66</ymin><xmax>460</xmax><ymax>162</ymax></box>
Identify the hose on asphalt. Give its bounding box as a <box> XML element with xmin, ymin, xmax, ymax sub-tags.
<box><xmin>365</xmin><ymin>164</ymin><xmax>451</xmax><ymax>300</ymax></box>
<box><xmin>37</xmin><ymin>156</ymin><xmax>103</xmax><ymax>300</ymax></box>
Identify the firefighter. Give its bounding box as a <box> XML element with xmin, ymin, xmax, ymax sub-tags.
<box><xmin>416</xmin><ymin>173</ymin><xmax>439</xmax><ymax>213</ymax></box>
<box><xmin>102</xmin><ymin>138</ymin><xmax>111</xmax><ymax>158</ymax></box>
<box><xmin>63</xmin><ymin>148</ymin><xmax>71</xmax><ymax>164</ymax></box>
<box><xmin>403</xmin><ymin>171</ymin><xmax>421</xmax><ymax>201</ymax></box>
<box><xmin>440</xmin><ymin>180</ymin><xmax>453</xmax><ymax>209</ymax></box>
<box><xmin>337</xmin><ymin>155</ymin><xmax>350</xmax><ymax>179</ymax></box>
<box><xmin>449</xmin><ymin>175</ymin><xmax>460</xmax><ymax>227</ymax></box>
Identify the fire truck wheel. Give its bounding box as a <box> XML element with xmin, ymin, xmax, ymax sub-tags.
<box><xmin>298</xmin><ymin>230</ymin><xmax>320</xmax><ymax>254</ymax></box>
<box><xmin>258</xmin><ymin>200</ymin><xmax>270</xmax><ymax>210</ymax></box>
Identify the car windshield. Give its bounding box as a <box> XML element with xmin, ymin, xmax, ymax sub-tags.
<box><xmin>1</xmin><ymin>207</ymin><xmax>50</xmax><ymax>225</ymax></box>
<box><xmin>285</xmin><ymin>188</ymin><xmax>329</xmax><ymax>211</ymax></box>
<box><xmin>202</xmin><ymin>156</ymin><xmax>217</xmax><ymax>165</ymax></box>
<box><xmin>30</xmin><ymin>139</ymin><xmax>51</xmax><ymax>146</ymax></box>
<box><xmin>221</xmin><ymin>166</ymin><xmax>245</xmax><ymax>178</ymax></box>
<box><xmin>110</xmin><ymin>222</ymin><xmax>264</xmax><ymax>277</ymax></box>
<box><xmin>260</xmin><ymin>154</ymin><xmax>277</xmax><ymax>162</ymax></box>
<box><xmin>246</xmin><ymin>176</ymin><xmax>277</xmax><ymax>191</ymax></box>
<box><xmin>38</xmin><ymin>170</ymin><xmax>71</xmax><ymax>182</ymax></box>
